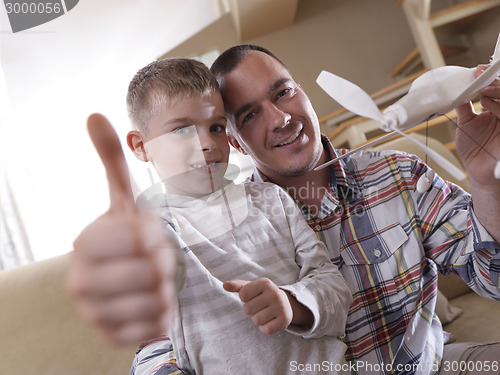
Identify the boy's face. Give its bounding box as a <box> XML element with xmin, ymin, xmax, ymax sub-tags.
<box><xmin>141</xmin><ymin>92</ymin><xmax>230</xmax><ymax>197</ymax></box>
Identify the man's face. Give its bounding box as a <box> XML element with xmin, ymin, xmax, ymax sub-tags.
<box><xmin>143</xmin><ymin>92</ymin><xmax>230</xmax><ymax>197</ymax></box>
<box><xmin>220</xmin><ymin>51</ymin><xmax>323</xmax><ymax>179</ymax></box>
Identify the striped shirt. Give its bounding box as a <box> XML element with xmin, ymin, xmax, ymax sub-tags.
<box><xmin>132</xmin><ymin>180</ymin><xmax>351</xmax><ymax>374</ymax></box>
<box><xmin>250</xmin><ymin>136</ymin><xmax>500</xmax><ymax>374</ymax></box>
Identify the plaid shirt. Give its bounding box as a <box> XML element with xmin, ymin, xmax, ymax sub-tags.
<box><xmin>131</xmin><ymin>136</ymin><xmax>500</xmax><ymax>375</ymax></box>
<box><xmin>251</xmin><ymin>136</ymin><xmax>500</xmax><ymax>374</ymax></box>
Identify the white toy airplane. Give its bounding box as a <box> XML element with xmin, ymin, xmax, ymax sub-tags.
<box><xmin>315</xmin><ymin>33</ymin><xmax>500</xmax><ymax>193</ymax></box>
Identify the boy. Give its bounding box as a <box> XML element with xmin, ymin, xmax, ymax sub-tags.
<box><xmin>124</xmin><ymin>58</ymin><xmax>352</xmax><ymax>374</ymax></box>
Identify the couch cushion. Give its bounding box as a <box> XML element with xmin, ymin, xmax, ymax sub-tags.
<box><xmin>438</xmin><ymin>272</ymin><xmax>472</xmax><ymax>300</ymax></box>
<box><xmin>443</xmin><ymin>292</ymin><xmax>500</xmax><ymax>343</ymax></box>
<box><xmin>436</xmin><ymin>289</ymin><xmax>463</xmax><ymax>325</ymax></box>
<box><xmin>0</xmin><ymin>253</ymin><xmax>135</xmax><ymax>375</ymax></box>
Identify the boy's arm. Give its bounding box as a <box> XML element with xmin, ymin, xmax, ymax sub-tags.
<box><xmin>223</xmin><ymin>278</ymin><xmax>313</xmax><ymax>335</ymax></box>
<box><xmin>225</xmin><ymin>186</ymin><xmax>352</xmax><ymax>339</ymax></box>
<box><xmin>66</xmin><ymin>114</ymin><xmax>184</xmax><ymax>345</ymax></box>
<box><xmin>276</xmin><ymin>187</ymin><xmax>352</xmax><ymax>339</ymax></box>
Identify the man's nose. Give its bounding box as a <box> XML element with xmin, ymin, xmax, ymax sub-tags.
<box><xmin>264</xmin><ymin>102</ymin><xmax>291</xmax><ymax>131</ymax></box>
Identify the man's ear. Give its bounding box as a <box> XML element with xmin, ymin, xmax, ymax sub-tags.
<box><xmin>127</xmin><ymin>130</ymin><xmax>149</xmax><ymax>162</ymax></box>
<box><xmin>227</xmin><ymin>134</ymin><xmax>247</xmax><ymax>155</ymax></box>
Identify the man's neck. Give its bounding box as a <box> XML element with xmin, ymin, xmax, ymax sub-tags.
<box><xmin>270</xmin><ymin>150</ymin><xmax>331</xmax><ymax>216</ymax></box>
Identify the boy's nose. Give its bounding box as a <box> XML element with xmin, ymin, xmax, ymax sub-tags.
<box><xmin>199</xmin><ymin>133</ymin><xmax>217</xmax><ymax>152</ymax></box>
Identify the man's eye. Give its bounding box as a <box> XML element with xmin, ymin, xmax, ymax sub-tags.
<box><xmin>277</xmin><ymin>88</ymin><xmax>289</xmax><ymax>98</ymax></box>
<box><xmin>243</xmin><ymin>112</ymin><xmax>254</xmax><ymax>123</ymax></box>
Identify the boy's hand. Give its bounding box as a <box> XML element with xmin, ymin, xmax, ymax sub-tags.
<box><xmin>224</xmin><ymin>278</ymin><xmax>312</xmax><ymax>334</ymax></box>
<box><xmin>66</xmin><ymin>114</ymin><xmax>180</xmax><ymax>345</ymax></box>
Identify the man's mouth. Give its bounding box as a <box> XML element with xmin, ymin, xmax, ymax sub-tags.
<box><xmin>276</xmin><ymin>128</ymin><xmax>302</xmax><ymax>147</ymax></box>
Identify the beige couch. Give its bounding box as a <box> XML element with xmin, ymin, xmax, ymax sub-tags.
<box><xmin>1</xmin><ymin>137</ymin><xmax>499</xmax><ymax>374</ymax></box>
<box><xmin>0</xmin><ymin>254</ymin><xmax>135</xmax><ymax>375</ymax></box>
<box><xmin>1</xmin><ymin>251</ymin><xmax>499</xmax><ymax>375</ymax></box>
<box><xmin>438</xmin><ymin>272</ymin><xmax>500</xmax><ymax>343</ymax></box>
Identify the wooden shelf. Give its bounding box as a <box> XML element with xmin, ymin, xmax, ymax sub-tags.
<box><xmin>390</xmin><ymin>45</ymin><xmax>466</xmax><ymax>78</ymax></box>
<box><xmin>398</xmin><ymin>0</ymin><xmax>500</xmax><ymax>69</ymax></box>
<box><xmin>356</xmin><ymin>101</ymin><xmax>483</xmax><ymax>147</ymax></box>
<box><xmin>429</xmin><ymin>0</ymin><xmax>500</xmax><ymax>28</ymax></box>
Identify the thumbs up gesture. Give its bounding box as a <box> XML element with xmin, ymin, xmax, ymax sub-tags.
<box><xmin>66</xmin><ymin>114</ymin><xmax>181</xmax><ymax>345</ymax></box>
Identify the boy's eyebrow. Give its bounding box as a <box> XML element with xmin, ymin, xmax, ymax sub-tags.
<box><xmin>213</xmin><ymin>115</ymin><xmax>228</xmax><ymax>123</ymax></box>
<box><xmin>234</xmin><ymin>78</ymin><xmax>293</xmax><ymax>123</ymax></box>
<box><xmin>162</xmin><ymin>115</ymin><xmax>227</xmax><ymax>127</ymax></box>
<box><xmin>161</xmin><ymin>117</ymin><xmax>194</xmax><ymax>128</ymax></box>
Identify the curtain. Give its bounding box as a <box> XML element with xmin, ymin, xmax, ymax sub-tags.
<box><xmin>0</xmin><ymin>174</ymin><xmax>33</xmax><ymax>270</ymax></box>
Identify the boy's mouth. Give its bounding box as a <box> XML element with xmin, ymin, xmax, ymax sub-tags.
<box><xmin>190</xmin><ymin>161</ymin><xmax>221</xmax><ymax>172</ymax></box>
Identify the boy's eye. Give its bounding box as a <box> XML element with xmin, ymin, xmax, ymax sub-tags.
<box><xmin>211</xmin><ymin>124</ymin><xmax>226</xmax><ymax>133</ymax></box>
<box><xmin>172</xmin><ymin>126</ymin><xmax>196</xmax><ymax>135</ymax></box>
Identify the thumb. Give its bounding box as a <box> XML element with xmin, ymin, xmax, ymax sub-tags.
<box><xmin>455</xmin><ymin>101</ymin><xmax>477</xmax><ymax>126</ymax></box>
<box><xmin>223</xmin><ymin>279</ymin><xmax>250</xmax><ymax>293</ymax></box>
<box><xmin>87</xmin><ymin>113</ymin><xmax>136</xmax><ymax>212</ymax></box>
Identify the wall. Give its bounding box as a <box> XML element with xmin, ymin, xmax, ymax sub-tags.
<box><xmin>161</xmin><ymin>0</ymin><xmax>500</xmax><ymax>133</ymax></box>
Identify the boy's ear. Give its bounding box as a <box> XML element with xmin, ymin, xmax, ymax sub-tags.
<box><xmin>227</xmin><ymin>134</ymin><xmax>247</xmax><ymax>155</ymax></box>
<box><xmin>127</xmin><ymin>130</ymin><xmax>149</xmax><ymax>162</ymax></box>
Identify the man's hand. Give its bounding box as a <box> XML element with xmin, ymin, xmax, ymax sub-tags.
<box><xmin>223</xmin><ymin>278</ymin><xmax>313</xmax><ymax>334</ymax></box>
<box><xmin>455</xmin><ymin>66</ymin><xmax>500</xmax><ymax>243</ymax></box>
<box><xmin>456</xmin><ymin>65</ymin><xmax>500</xmax><ymax>186</ymax></box>
<box><xmin>66</xmin><ymin>114</ymin><xmax>179</xmax><ymax>345</ymax></box>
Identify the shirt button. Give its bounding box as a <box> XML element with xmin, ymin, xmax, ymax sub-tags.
<box><xmin>374</xmin><ymin>249</ymin><xmax>382</xmax><ymax>257</ymax></box>
<box><xmin>314</xmin><ymin>224</ymin><xmax>321</xmax><ymax>231</ymax></box>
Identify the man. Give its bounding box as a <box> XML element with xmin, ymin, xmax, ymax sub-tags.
<box><xmin>68</xmin><ymin>45</ymin><xmax>500</xmax><ymax>374</ymax></box>
<box><xmin>210</xmin><ymin>44</ymin><xmax>500</xmax><ymax>374</ymax></box>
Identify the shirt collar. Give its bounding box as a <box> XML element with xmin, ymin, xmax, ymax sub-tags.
<box><xmin>136</xmin><ymin>178</ymin><xmax>234</xmax><ymax>210</ymax></box>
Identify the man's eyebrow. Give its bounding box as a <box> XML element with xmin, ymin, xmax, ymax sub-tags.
<box><xmin>234</xmin><ymin>78</ymin><xmax>293</xmax><ymax>123</ymax></box>
<box><xmin>269</xmin><ymin>78</ymin><xmax>292</xmax><ymax>94</ymax></box>
<box><xmin>234</xmin><ymin>103</ymin><xmax>254</xmax><ymax>124</ymax></box>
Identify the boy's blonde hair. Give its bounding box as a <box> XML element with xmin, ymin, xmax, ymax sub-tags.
<box><xmin>126</xmin><ymin>58</ymin><xmax>220</xmax><ymax>133</ymax></box>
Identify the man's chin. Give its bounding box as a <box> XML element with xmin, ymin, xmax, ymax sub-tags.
<box><xmin>287</xmin><ymin>148</ymin><xmax>323</xmax><ymax>176</ymax></box>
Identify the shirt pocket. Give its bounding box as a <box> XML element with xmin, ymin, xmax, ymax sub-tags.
<box><xmin>340</xmin><ymin>223</ymin><xmax>409</xmax><ymax>266</ymax></box>
<box><xmin>340</xmin><ymin>223</ymin><xmax>416</xmax><ymax>313</ymax></box>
